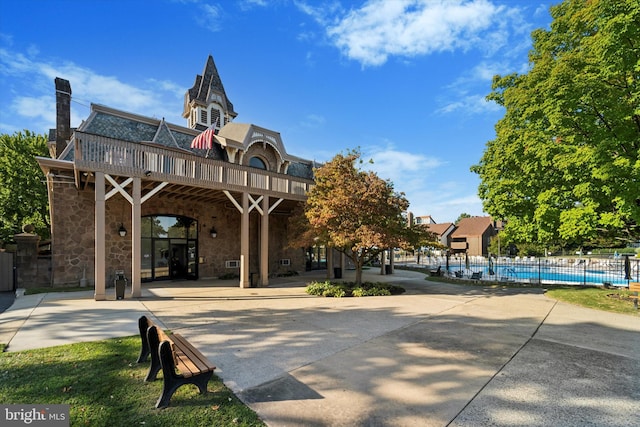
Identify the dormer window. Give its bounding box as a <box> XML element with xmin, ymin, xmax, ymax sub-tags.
<box><xmin>249</xmin><ymin>156</ymin><xmax>267</xmax><ymax>170</ymax></box>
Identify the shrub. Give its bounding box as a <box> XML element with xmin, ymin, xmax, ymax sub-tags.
<box><xmin>306</xmin><ymin>281</ymin><xmax>405</xmax><ymax>297</ymax></box>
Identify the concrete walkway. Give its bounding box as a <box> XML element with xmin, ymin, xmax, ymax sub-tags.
<box><xmin>1</xmin><ymin>269</ymin><xmax>638</xmax><ymax>426</ymax></box>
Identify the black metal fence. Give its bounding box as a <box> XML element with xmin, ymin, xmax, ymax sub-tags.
<box><xmin>412</xmin><ymin>255</ymin><xmax>640</xmax><ymax>287</ymax></box>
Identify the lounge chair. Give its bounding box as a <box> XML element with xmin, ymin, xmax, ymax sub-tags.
<box><xmin>470</xmin><ymin>271</ymin><xmax>483</xmax><ymax>280</ymax></box>
<box><xmin>429</xmin><ymin>266</ymin><xmax>442</xmax><ymax>276</ymax></box>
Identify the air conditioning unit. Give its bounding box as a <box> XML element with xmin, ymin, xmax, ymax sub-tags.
<box><xmin>225</xmin><ymin>260</ymin><xmax>240</xmax><ymax>268</ymax></box>
<box><xmin>279</xmin><ymin>259</ymin><xmax>291</xmax><ymax>266</ymax></box>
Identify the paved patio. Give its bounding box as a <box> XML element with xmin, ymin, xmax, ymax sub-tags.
<box><xmin>1</xmin><ymin>269</ymin><xmax>638</xmax><ymax>426</ymax></box>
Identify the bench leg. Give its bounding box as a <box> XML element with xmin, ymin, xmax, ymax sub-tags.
<box><xmin>137</xmin><ymin>316</ymin><xmax>151</xmax><ymax>363</ymax></box>
<box><xmin>145</xmin><ymin>325</ymin><xmax>162</xmax><ymax>382</ymax></box>
<box><xmin>155</xmin><ymin>341</ymin><xmax>213</xmax><ymax>409</ymax></box>
<box><xmin>156</xmin><ymin>370</ymin><xmax>213</xmax><ymax>409</ymax></box>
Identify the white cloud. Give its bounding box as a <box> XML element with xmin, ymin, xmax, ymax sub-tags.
<box><xmin>196</xmin><ymin>3</ymin><xmax>223</xmax><ymax>32</ymax></box>
<box><xmin>13</xmin><ymin>95</ymin><xmax>55</xmax><ymax>121</ymax></box>
<box><xmin>300</xmin><ymin>113</ymin><xmax>326</xmax><ymax>128</ymax></box>
<box><xmin>0</xmin><ymin>48</ymin><xmax>185</xmax><ymax>133</ymax></box>
<box><xmin>324</xmin><ymin>0</ymin><xmax>504</xmax><ymax>67</ymax></box>
<box><xmin>436</xmin><ymin>93</ymin><xmax>501</xmax><ymax>115</ymax></box>
<box><xmin>409</xmin><ymin>190</ymin><xmax>485</xmax><ymax>223</ymax></box>
<box><xmin>364</xmin><ymin>145</ymin><xmax>442</xmax><ymax>184</ymax></box>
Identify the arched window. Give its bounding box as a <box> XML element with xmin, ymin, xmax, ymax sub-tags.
<box><xmin>249</xmin><ymin>156</ymin><xmax>267</xmax><ymax>170</ymax></box>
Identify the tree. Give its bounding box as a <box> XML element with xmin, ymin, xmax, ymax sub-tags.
<box><xmin>0</xmin><ymin>131</ymin><xmax>50</xmax><ymax>243</ymax></box>
<box><xmin>455</xmin><ymin>213</ymin><xmax>471</xmax><ymax>224</ymax></box>
<box><xmin>472</xmin><ymin>0</ymin><xmax>640</xmax><ymax>247</ymax></box>
<box><xmin>298</xmin><ymin>149</ymin><xmax>414</xmax><ymax>285</ymax></box>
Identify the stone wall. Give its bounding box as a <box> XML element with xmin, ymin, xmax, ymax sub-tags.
<box><xmin>14</xmin><ymin>232</ymin><xmax>51</xmax><ymax>289</ymax></box>
<box><xmin>49</xmin><ymin>177</ymin><xmax>306</xmax><ymax>287</ymax></box>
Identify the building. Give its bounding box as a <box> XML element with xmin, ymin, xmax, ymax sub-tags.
<box><xmin>36</xmin><ymin>56</ymin><xmax>315</xmax><ymax>300</ymax></box>
<box><xmin>449</xmin><ymin>216</ymin><xmax>496</xmax><ymax>256</ymax></box>
<box><xmin>414</xmin><ymin>215</ymin><xmax>436</xmax><ymax>225</ymax></box>
<box><xmin>424</xmin><ymin>222</ymin><xmax>456</xmax><ymax>248</ymax></box>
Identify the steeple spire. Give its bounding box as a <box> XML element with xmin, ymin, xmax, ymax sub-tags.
<box><xmin>183</xmin><ymin>55</ymin><xmax>237</xmax><ymax>131</ymax></box>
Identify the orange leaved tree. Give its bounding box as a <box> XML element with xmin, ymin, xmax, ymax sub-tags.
<box><xmin>301</xmin><ymin>149</ymin><xmax>413</xmax><ymax>285</ymax></box>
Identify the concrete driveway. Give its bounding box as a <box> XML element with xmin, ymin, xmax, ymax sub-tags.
<box><xmin>1</xmin><ymin>269</ymin><xmax>638</xmax><ymax>426</ymax></box>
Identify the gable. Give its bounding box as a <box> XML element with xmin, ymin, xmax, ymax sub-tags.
<box><xmin>451</xmin><ymin>216</ymin><xmax>494</xmax><ymax>238</ymax></box>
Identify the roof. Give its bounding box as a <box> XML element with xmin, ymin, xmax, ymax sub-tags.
<box><xmin>61</xmin><ymin>103</ymin><xmax>315</xmax><ymax>180</ymax></box>
<box><xmin>425</xmin><ymin>222</ymin><xmax>454</xmax><ymax>236</ymax></box>
<box><xmin>74</xmin><ymin>104</ymin><xmax>227</xmax><ymax>161</ymax></box>
<box><xmin>451</xmin><ymin>216</ymin><xmax>494</xmax><ymax>238</ymax></box>
<box><xmin>183</xmin><ymin>55</ymin><xmax>236</xmax><ymax>119</ymax></box>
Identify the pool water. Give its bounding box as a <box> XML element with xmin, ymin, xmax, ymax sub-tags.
<box><xmin>444</xmin><ymin>263</ymin><xmax>630</xmax><ymax>286</ymax></box>
<box><xmin>489</xmin><ymin>265</ymin><xmax>628</xmax><ymax>285</ymax></box>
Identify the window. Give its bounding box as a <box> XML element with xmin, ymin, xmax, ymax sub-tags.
<box><xmin>200</xmin><ymin>109</ymin><xmax>208</xmax><ymax>124</ymax></box>
<box><xmin>210</xmin><ymin>108</ymin><xmax>221</xmax><ymax>127</ymax></box>
<box><xmin>249</xmin><ymin>156</ymin><xmax>267</xmax><ymax>170</ymax></box>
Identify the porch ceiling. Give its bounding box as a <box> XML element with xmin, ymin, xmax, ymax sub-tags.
<box><xmin>96</xmin><ymin>174</ymin><xmax>302</xmax><ymax>215</ymax></box>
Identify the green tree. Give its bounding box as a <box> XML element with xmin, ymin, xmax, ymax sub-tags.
<box><xmin>0</xmin><ymin>131</ymin><xmax>50</xmax><ymax>243</ymax></box>
<box><xmin>299</xmin><ymin>149</ymin><xmax>413</xmax><ymax>285</ymax></box>
<box><xmin>455</xmin><ymin>213</ymin><xmax>471</xmax><ymax>224</ymax></box>
<box><xmin>472</xmin><ymin>0</ymin><xmax>640</xmax><ymax>247</ymax></box>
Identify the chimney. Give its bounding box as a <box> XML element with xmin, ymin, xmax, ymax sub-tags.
<box><xmin>54</xmin><ymin>77</ymin><xmax>72</xmax><ymax>158</ymax></box>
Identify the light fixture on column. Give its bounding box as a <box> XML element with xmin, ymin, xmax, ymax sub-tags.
<box><xmin>210</xmin><ymin>226</ymin><xmax>217</xmax><ymax>238</ymax></box>
<box><xmin>118</xmin><ymin>223</ymin><xmax>127</xmax><ymax>237</ymax></box>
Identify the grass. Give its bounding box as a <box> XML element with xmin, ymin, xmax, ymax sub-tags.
<box><xmin>545</xmin><ymin>287</ymin><xmax>639</xmax><ymax>316</ymax></box>
<box><xmin>420</xmin><ymin>272</ymin><xmax>639</xmax><ymax>316</ymax></box>
<box><xmin>0</xmin><ymin>336</ymin><xmax>265</xmax><ymax>427</ymax></box>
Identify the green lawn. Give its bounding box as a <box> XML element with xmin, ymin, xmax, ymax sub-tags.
<box><xmin>0</xmin><ymin>336</ymin><xmax>265</xmax><ymax>427</ymax></box>
<box><xmin>422</xmin><ymin>272</ymin><xmax>639</xmax><ymax>316</ymax></box>
<box><xmin>544</xmin><ymin>286</ymin><xmax>639</xmax><ymax>316</ymax></box>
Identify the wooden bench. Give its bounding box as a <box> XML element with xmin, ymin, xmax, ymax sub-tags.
<box><xmin>470</xmin><ymin>271</ymin><xmax>483</xmax><ymax>280</ymax></box>
<box><xmin>137</xmin><ymin>316</ymin><xmax>216</xmax><ymax>408</ymax></box>
<box><xmin>429</xmin><ymin>266</ymin><xmax>441</xmax><ymax>276</ymax></box>
<box><xmin>629</xmin><ymin>282</ymin><xmax>640</xmax><ymax>310</ymax></box>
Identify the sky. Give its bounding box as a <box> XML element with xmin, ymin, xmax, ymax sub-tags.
<box><xmin>0</xmin><ymin>0</ymin><xmax>553</xmax><ymax>223</ymax></box>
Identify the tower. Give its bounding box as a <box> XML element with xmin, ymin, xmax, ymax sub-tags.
<box><xmin>183</xmin><ymin>55</ymin><xmax>238</xmax><ymax>132</ymax></box>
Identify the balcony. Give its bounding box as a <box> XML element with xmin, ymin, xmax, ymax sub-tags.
<box><xmin>450</xmin><ymin>241</ymin><xmax>468</xmax><ymax>251</ymax></box>
<box><xmin>73</xmin><ymin>131</ymin><xmax>313</xmax><ymax>201</ymax></box>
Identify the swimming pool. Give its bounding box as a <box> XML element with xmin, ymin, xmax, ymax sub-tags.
<box><xmin>486</xmin><ymin>265</ymin><xmax>628</xmax><ymax>285</ymax></box>
<box><xmin>441</xmin><ymin>259</ymin><xmax>634</xmax><ymax>286</ymax></box>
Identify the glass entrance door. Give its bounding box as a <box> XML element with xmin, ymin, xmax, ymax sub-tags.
<box><xmin>141</xmin><ymin>215</ymin><xmax>198</xmax><ymax>282</ymax></box>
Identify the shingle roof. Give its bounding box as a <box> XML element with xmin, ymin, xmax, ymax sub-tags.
<box><xmin>77</xmin><ymin>104</ymin><xmax>226</xmax><ymax>161</ymax></box>
<box><xmin>184</xmin><ymin>55</ymin><xmax>236</xmax><ymax>118</ymax></box>
<box><xmin>425</xmin><ymin>222</ymin><xmax>454</xmax><ymax>236</ymax></box>
<box><xmin>451</xmin><ymin>216</ymin><xmax>494</xmax><ymax>237</ymax></box>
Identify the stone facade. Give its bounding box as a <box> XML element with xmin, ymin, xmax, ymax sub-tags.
<box><xmin>48</xmin><ymin>177</ymin><xmax>305</xmax><ymax>287</ymax></box>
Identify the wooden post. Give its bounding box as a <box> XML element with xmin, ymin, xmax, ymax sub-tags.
<box><xmin>131</xmin><ymin>177</ymin><xmax>141</xmax><ymax>298</ymax></box>
<box><xmin>240</xmin><ymin>192</ymin><xmax>250</xmax><ymax>288</ymax></box>
<box><xmin>94</xmin><ymin>172</ymin><xmax>106</xmax><ymax>300</ymax></box>
<box><xmin>260</xmin><ymin>196</ymin><xmax>269</xmax><ymax>286</ymax></box>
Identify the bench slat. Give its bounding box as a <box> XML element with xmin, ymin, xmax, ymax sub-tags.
<box><xmin>174</xmin><ymin>352</ymin><xmax>201</xmax><ymax>378</ymax></box>
<box><xmin>172</xmin><ymin>334</ymin><xmax>216</xmax><ymax>373</ymax></box>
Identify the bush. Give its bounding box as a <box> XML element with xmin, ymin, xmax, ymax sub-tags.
<box><xmin>306</xmin><ymin>281</ymin><xmax>405</xmax><ymax>297</ymax></box>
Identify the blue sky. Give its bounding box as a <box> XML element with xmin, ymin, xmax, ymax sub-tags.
<box><xmin>0</xmin><ymin>0</ymin><xmax>552</xmax><ymax>223</ymax></box>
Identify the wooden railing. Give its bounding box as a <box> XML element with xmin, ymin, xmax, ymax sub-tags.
<box><xmin>73</xmin><ymin>132</ymin><xmax>313</xmax><ymax>200</ymax></box>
